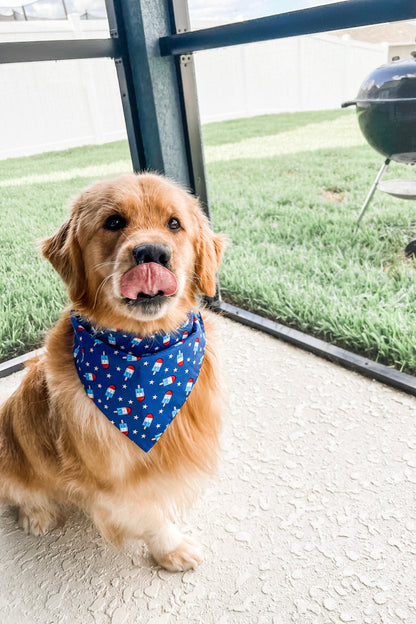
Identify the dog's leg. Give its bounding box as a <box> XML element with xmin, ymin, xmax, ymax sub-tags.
<box><xmin>17</xmin><ymin>499</ymin><xmax>64</xmax><ymax>537</ymax></box>
<box><xmin>18</xmin><ymin>507</ymin><xmax>54</xmax><ymax>536</ymax></box>
<box><xmin>143</xmin><ymin>522</ymin><xmax>203</xmax><ymax>572</ymax></box>
<box><xmin>90</xmin><ymin>502</ymin><xmax>202</xmax><ymax>572</ymax></box>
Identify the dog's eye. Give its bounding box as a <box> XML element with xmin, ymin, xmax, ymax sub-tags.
<box><xmin>167</xmin><ymin>217</ymin><xmax>181</xmax><ymax>231</ymax></box>
<box><xmin>103</xmin><ymin>215</ymin><xmax>127</xmax><ymax>231</ymax></box>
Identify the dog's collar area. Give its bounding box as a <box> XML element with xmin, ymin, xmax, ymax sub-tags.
<box><xmin>70</xmin><ymin>311</ymin><xmax>206</xmax><ymax>452</ymax></box>
<box><xmin>71</xmin><ymin>311</ymin><xmax>198</xmax><ymax>354</ymax></box>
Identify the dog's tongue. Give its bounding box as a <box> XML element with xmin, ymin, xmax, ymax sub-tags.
<box><xmin>120</xmin><ymin>262</ymin><xmax>177</xmax><ymax>299</ymax></box>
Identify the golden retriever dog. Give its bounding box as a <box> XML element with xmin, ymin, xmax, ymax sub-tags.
<box><xmin>0</xmin><ymin>173</ymin><xmax>225</xmax><ymax>572</ymax></box>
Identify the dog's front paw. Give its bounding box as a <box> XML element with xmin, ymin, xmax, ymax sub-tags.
<box><xmin>18</xmin><ymin>507</ymin><xmax>55</xmax><ymax>536</ymax></box>
<box><xmin>156</xmin><ymin>536</ymin><xmax>203</xmax><ymax>572</ymax></box>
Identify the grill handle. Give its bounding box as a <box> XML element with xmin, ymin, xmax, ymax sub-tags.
<box><xmin>341</xmin><ymin>100</ymin><xmax>357</xmax><ymax>108</ymax></box>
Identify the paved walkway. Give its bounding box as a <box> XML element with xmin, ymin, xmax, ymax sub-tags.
<box><xmin>1</xmin><ymin>316</ymin><xmax>415</xmax><ymax>624</ymax></box>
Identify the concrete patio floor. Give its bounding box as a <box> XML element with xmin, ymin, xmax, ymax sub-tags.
<box><xmin>0</xmin><ymin>315</ymin><xmax>416</xmax><ymax>624</ymax></box>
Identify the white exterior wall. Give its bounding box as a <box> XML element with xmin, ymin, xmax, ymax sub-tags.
<box><xmin>0</xmin><ymin>18</ymin><xmax>391</xmax><ymax>159</ymax></box>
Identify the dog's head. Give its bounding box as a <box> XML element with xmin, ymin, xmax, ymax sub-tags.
<box><xmin>42</xmin><ymin>173</ymin><xmax>225</xmax><ymax>333</ymax></box>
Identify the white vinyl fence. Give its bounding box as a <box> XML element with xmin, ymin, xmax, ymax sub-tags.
<box><xmin>0</xmin><ymin>16</ymin><xmax>391</xmax><ymax>160</ymax></box>
<box><xmin>194</xmin><ymin>32</ymin><xmax>388</xmax><ymax>122</ymax></box>
<box><xmin>0</xmin><ymin>16</ymin><xmax>125</xmax><ymax>159</ymax></box>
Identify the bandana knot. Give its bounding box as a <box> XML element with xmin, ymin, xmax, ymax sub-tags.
<box><xmin>71</xmin><ymin>312</ymin><xmax>206</xmax><ymax>452</ymax></box>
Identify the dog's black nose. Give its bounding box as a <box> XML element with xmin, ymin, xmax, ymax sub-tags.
<box><xmin>132</xmin><ymin>243</ymin><xmax>171</xmax><ymax>267</ymax></box>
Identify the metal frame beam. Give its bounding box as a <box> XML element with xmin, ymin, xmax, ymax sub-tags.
<box><xmin>160</xmin><ymin>0</ymin><xmax>416</xmax><ymax>56</ymax></box>
<box><xmin>0</xmin><ymin>38</ymin><xmax>117</xmax><ymax>64</ymax></box>
<box><xmin>105</xmin><ymin>0</ymin><xmax>146</xmax><ymax>172</ymax></box>
<box><xmin>0</xmin><ymin>349</ymin><xmax>44</xmax><ymax>379</ymax></box>
<box><xmin>216</xmin><ymin>302</ymin><xmax>416</xmax><ymax>396</ymax></box>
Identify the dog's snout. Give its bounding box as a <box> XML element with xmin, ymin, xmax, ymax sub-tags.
<box><xmin>133</xmin><ymin>243</ymin><xmax>171</xmax><ymax>268</ymax></box>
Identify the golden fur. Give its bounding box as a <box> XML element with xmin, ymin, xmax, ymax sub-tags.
<box><xmin>0</xmin><ymin>173</ymin><xmax>225</xmax><ymax>571</ymax></box>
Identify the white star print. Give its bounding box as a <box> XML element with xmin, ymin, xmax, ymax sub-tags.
<box><xmin>133</xmin><ymin>430</ymin><xmax>138</xmax><ymax>435</ymax></box>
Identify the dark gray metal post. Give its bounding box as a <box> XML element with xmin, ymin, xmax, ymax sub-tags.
<box><xmin>168</xmin><ymin>0</ymin><xmax>220</xmax><ymax>300</ymax></box>
<box><xmin>109</xmin><ymin>0</ymin><xmax>192</xmax><ymax>189</ymax></box>
<box><xmin>168</xmin><ymin>0</ymin><xmax>211</xmax><ymax>216</ymax></box>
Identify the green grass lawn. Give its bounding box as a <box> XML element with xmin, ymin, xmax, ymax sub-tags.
<box><xmin>1</xmin><ymin>109</ymin><xmax>416</xmax><ymax>375</ymax></box>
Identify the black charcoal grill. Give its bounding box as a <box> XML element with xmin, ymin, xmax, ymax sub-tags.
<box><xmin>342</xmin><ymin>51</ymin><xmax>416</xmax><ymax>224</ymax></box>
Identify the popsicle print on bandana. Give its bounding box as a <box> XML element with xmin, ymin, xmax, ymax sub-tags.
<box><xmin>71</xmin><ymin>312</ymin><xmax>206</xmax><ymax>452</ymax></box>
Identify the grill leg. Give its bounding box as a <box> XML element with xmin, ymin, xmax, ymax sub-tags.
<box><xmin>356</xmin><ymin>158</ymin><xmax>390</xmax><ymax>227</ymax></box>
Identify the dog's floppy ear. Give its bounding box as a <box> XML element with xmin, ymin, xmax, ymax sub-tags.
<box><xmin>193</xmin><ymin>204</ymin><xmax>227</xmax><ymax>298</ymax></box>
<box><xmin>41</xmin><ymin>209</ymin><xmax>86</xmax><ymax>304</ymax></box>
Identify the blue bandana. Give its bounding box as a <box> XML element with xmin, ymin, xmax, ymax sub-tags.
<box><xmin>71</xmin><ymin>312</ymin><xmax>205</xmax><ymax>452</ymax></box>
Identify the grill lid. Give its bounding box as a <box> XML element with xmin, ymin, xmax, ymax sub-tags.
<box><xmin>343</xmin><ymin>51</ymin><xmax>416</xmax><ymax>106</ymax></box>
<box><xmin>342</xmin><ymin>52</ymin><xmax>416</xmax><ymax>164</ymax></box>
<box><xmin>358</xmin><ymin>51</ymin><xmax>416</xmax><ymax>101</ymax></box>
